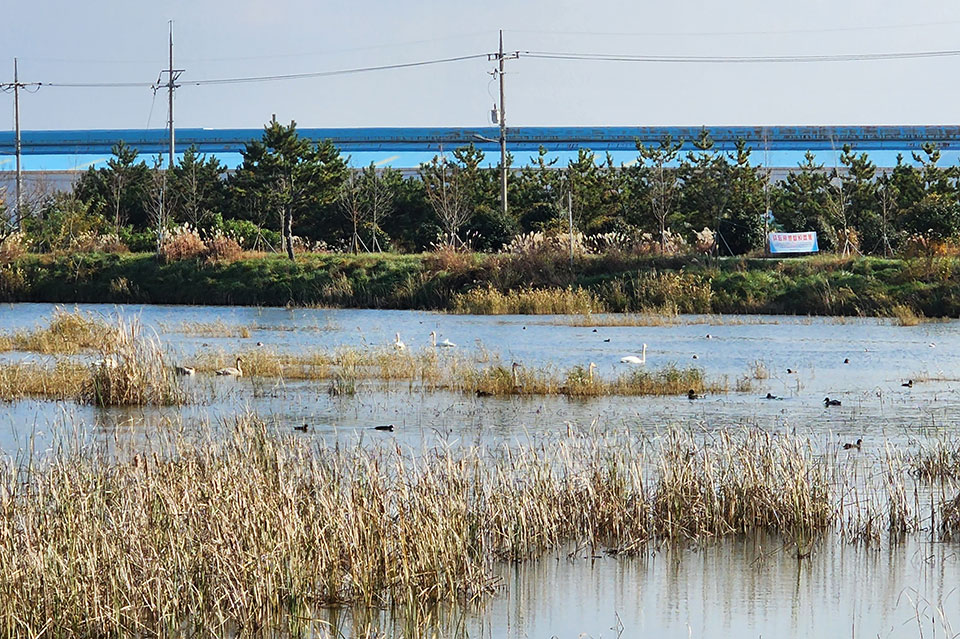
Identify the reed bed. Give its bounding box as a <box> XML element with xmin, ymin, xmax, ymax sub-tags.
<box><xmin>79</xmin><ymin>317</ymin><xmax>184</xmax><ymax>406</ymax></box>
<box><xmin>908</xmin><ymin>437</ymin><xmax>960</xmax><ymax>480</ymax></box>
<box><xmin>451</xmin><ymin>286</ymin><xmax>604</xmax><ymax>315</ymax></box>
<box><xmin>162</xmin><ymin>319</ymin><xmax>253</xmax><ymax>338</ymax></box>
<box><xmin>192</xmin><ymin>347</ymin><xmax>726</xmax><ymax>397</ymax></box>
<box><xmin>889</xmin><ymin>304</ymin><xmax>924</xmax><ymax>326</ymax></box>
<box><xmin>0</xmin><ymin>418</ymin><xmax>855</xmax><ymax>636</ymax></box>
<box><xmin>0</xmin><ymin>360</ymin><xmax>88</xmax><ymax>400</ymax></box>
<box><xmin>0</xmin><ymin>415</ymin><xmax>957</xmax><ymax>636</ymax></box>
<box><xmin>0</xmin><ymin>307</ymin><xmax>117</xmax><ymax>354</ymax></box>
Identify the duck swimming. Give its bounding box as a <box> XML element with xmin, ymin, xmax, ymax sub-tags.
<box><xmin>824</xmin><ymin>397</ymin><xmax>842</xmax><ymax>407</ymax></box>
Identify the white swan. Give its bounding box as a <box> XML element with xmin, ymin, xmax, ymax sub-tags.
<box><xmin>588</xmin><ymin>362</ymin><xmax>597</xmax><ymax>383</ymax></box>
<box><xmin>430</xmin><ymin>331</ymin><xmax>456</xmax><ymax>348</ymax></box>
<box><xmin>620</xmin><ymin>344</ymin><xmax>647</xmax><ymax>365</ymax></box>
<box><xmin>394</xmin><ymin>333</ymin><xmax>406</xmax><ymax>352</ymax></box>
<box><xmin>216</xmin><ymin>357</ymin><xmax>243</xmax><ymax>377</ymax></box>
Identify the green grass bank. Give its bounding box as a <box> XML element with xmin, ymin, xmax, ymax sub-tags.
<box><xmin>3</xmin><ymin>251</ymin><xmax>960</xmax><ymax>317</ymax></box>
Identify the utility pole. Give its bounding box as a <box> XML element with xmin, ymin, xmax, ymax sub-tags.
<box><xmin>13</xmin><ymin>59</ymin><xmax>22</xmax><ymax>231</ymax></box>
<box><xmin>2</xmin><ymin>59</ymin><xmax>40</xmax><ymax>232</ymax></box>
<box><xmin>157</xmin><ymin>21</ymin><xmax>184</xmax><ymax>168</ymax></box>
<box><xmin>488</xmin><ymin>30</ymin><xmax>518</xmax><ymax>218</ymax></box>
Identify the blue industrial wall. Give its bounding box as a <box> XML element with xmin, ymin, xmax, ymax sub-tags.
<box><xmin>3</xmin><ymin>125</ymin><xmax>960</xmax><ymax>156</ymax></box>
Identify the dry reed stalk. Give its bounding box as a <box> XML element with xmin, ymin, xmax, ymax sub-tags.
<box><xmin>0</xmin><ymin>416</ymin><xmax>945</xmax><ymax>635</ymax></box>
<box><xmin>80</xmin><ymin>316</ymin><xmax>184</xmax><ymax>406</ymax></box>
<box><xmin>0</xmin><ymin>360</ymin><xmax>88</xmax><ymax>400</ymax></box>
<box><xmin>451</xmin><ymin>286</ymin><xmax>604</xmax><ymax>315</ymax></box>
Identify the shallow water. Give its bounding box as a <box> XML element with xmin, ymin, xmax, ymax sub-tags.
<box><xmin>2</xmin><ymin>302</ymin><xmax>960</xmax><ymax>638</ymax></box>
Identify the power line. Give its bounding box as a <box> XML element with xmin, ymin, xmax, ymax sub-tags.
<box><xmin>17</xmin><ymin>46</ymin><xmax>960</xmax><ymax>92</ymax></box>
<box><xmin>185</xmin><ymin>53</ymin><xmax>489</xmax><ymax>86</ymax></box>
<box><xmin>26</xmin><ymin>53</ymin><xmax>489</xmax><ymax>89</ymax></box>
<box><xmin>507</xmin><ymin>20</ymin><xmax>960</xmax><ymax>38</ymax></box>
<box><xmin>521</xmin><ymin>49</ymin><xmax>960</xmax><ymax>64</ymax></box>
<box><xmin>42</xmin><ymin>81</ymin><xmax>155</xmax><ymax>88</ymax></box>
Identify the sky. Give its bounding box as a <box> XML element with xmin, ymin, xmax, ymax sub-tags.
<box><xmin>4</xmin><ymin>0</ymin><xmax>960</xmax><ymax>133</ymax></box>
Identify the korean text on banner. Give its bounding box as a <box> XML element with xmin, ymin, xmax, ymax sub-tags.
<box><xmin>768</xmin><ymin>232</ymin><xmax>819</xmax><ymax>254</ymax></box>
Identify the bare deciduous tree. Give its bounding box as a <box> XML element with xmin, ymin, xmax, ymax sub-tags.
<box><xmin>361</xmin><ymin>164</ymin><xmax>394</xmax><ymax>252</ymax></box>
<box><xmin>337</xmin><ymin>171</ymin><xmax>368</xmax><ymax>254</ymax></box>
<box><xmin>420</xmin><ymin>155</ymin><xmax>470</xmax><ymax>249</ymax></box>
<box><xmin>143</xmin><ymin>156</ymin><xmax>171</xmax><ymax>252</ymax></box>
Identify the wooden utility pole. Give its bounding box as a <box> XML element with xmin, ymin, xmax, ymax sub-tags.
<box><xmin>489</xmin><ymin>31</ymin><xmax>518</xmax><ymax>218</ymax></box>
<box><xmin>13</xmin><ymin>59</ymin><xmax>22</xmax><ymax>230</ymax></box>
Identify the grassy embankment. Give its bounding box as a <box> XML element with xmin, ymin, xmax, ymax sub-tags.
<box><xmin>3</xmin><ymin>251</ymin><xmax>960</xmax><ymax>317</ymax></box>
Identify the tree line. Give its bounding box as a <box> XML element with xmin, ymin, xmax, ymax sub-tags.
<box><xmin>8</xmin><ymin>119</ymin><xmax>960</xmax><ymax>257</ymax></box>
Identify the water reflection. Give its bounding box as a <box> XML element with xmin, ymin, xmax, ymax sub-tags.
<box><xmin>4</xmin><ymin>303</ymin><xmax>960</xmax><ymax>637</ymax></box>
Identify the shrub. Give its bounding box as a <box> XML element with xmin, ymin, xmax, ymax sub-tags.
<box><xmin>0</xmin><ymin>232</ymin><xmax>28</xmax><ymax>263</ymax></box>
<box><xmin>159</xmin><ymin>224</ymin><xmax>206</xmax><ymax>262</ymax></box>
<box><xmin>203</xmin><ymin>230</ymin><xmax>243</xmax><ymax>264</ymax></box>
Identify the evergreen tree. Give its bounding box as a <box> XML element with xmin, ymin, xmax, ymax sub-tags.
<box><xmin>717</xmin><ymin>141</ymin><xmax>766</xmax><ymax>255</ymax></box>
<box><xmin>679</xmin><ymin>129</ymin><xmax>729</xmax><ymax>235</ymax></box>
<box><xmin>74</xmin><ymin>141</ymin><xmax>150</xmax><ymax>232</ymax></box>
<box><xmin>773</xmin><ymin>152</ymin><xmax>835</xmax><ymax>251</ymax></box>
<box><xmin>636</xmin><ymin>135</ymin><xmax>683</xmax><ymax>251</ymax></box>
<box><xmin>229</xmin><ymin>118</ymin><xmax>347</xmax><ymax>259</ymax></box>
<box><xmin>169</xmin><ymin>146</ymin><xmax>226</xmax><ymax>230</ymax></box>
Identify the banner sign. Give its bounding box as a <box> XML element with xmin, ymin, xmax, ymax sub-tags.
<box><xmin>769</xmin><ymin>232</ymin><xmax>818</xmax><ymax>254</ymax></box>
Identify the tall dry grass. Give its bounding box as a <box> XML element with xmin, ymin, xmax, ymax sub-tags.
<box><xmin>0</xmin><ymin>360</ymin><xmax>89</xmax><ymax>400</ymax></box>
<box><xmin>0</xmin><ymin>307</ymin><xmax>117</xmax><ymax>354</ymax></box>
<box><xmin>193</xmin><ymin>346</ymin><xmax>725</xmax><ymax>397</ymax></box>
<box><xmin>80</xmin><ymin>316</ymin><xmax>184</xmax><ymax>406</ymax></box>
<box><xmin>451</xmin><ymin>286</ymin><xmax>604</xmax><ymax>315</ymax></box>
<box><xmin>1</xmin><ymin>416</ymin><xmax>957</xmax><ymax>635</ymax></box>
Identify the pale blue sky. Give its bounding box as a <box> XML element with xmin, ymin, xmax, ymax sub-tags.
<box><xmin>3</xmin><ymin>0</ymin><xmax>960</xmax><ymax>131</ymax></box>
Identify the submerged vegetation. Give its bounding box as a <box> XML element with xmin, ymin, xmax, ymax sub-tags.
<box><xmin>0</xmin><ymin>415</ymin><xmax>956</xmax><ymax>636</ymax></box>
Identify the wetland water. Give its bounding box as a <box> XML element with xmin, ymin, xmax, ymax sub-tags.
<box><xmin>2</xmin><ymin>302</ymin><xmax>960</xmax><ymax>637</ymax></box>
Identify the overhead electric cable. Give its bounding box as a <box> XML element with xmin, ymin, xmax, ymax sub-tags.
<box><xmin>185</xmin><ymin>53</ymin><xmax>489</xmax><ymax>86</ymax></box>
<box><xmin>507</xmin><ymin>20</ymin><xmax>960</xmax><ymax>38</ymax></box>
<box><xmin>521</xmin><ymin>49</ymin><xmax>960</xmax><ymax>63</ymax></box>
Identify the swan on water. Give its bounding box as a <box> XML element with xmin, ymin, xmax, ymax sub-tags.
<box><xmin>620</xmin><ymin>344</ymin><xmax>647</xmax><ymax>365</ymax></box>
<box><xmin>430</xmin><ymin>331</ymin><xmax>456</xmax><ymax>347</ymax></box>
<box><xmin>216</xmin><ymin>357</ymin><xmax>243</xmax><ymax>377</ymax></box>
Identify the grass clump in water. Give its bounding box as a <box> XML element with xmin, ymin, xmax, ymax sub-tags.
<box><xmin>80</xmin><ymin>316</ymin><xmax>184</xmax><ymax>406</ymax></box>
<box><xmin>0</xmin><ymin>360</ymin><xmax>89</xmax><ymax>400</ymax></box>
<box><xmin>451</xmin><ymin>285</ymin><xmax>604</xmax><ymax>315</ymax></box>
<box><xmin>0</xmin><ymin>307</ymin><xmax>116</xmax><ymax>354</ymax></box>
<box><xmin>889</xmin><ymin>304</ymin><xmax>923</xmax><ymax>326</ymax></box>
